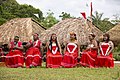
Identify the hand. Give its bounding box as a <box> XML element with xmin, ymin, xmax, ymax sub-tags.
<box><xmin>14</xmin><ymin>46</ymin><xmax>17</xmax><ymax>49</ymax></box>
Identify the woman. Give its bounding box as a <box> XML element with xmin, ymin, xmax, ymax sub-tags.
<box><xmin>46</xmin><ymin>33</ymin><xmax>63</xmax><ymax>68</ymax></box>
<box><xmin>5</xmin><ymin>36</ymin><xmax>24</xmax><ymax>68</ymax></box>
<box><xmin>80</xmin><ymin>33</ymin><xmax>98</xmax><ymax>68</ymax></box>
<box><xmin>96</xmin><ymin>33</ymin><xmax>114</xmax><ymax>68</ymax></box>
<box><xmin>25</xmin><ymin>33</ymin><xmax>42</xmax><ymax>68</ymax></box>
<box><xmin>61</xmin><ymin>32</ymin><xmax>80</xmax><ymax>68</ymax></box>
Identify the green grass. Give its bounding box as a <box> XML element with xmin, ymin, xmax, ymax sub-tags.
<box><xmin>113</xmin><ymin>52</ymin><xmax>120</xmax><ymax>61</ymax></box>
<box><xmin>0</xmin><ymin>63</ymin><xmax>120</xmax><ymax>80</ymax></box>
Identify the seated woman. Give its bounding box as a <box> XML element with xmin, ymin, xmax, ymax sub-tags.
<box><xmin>46</xmin><ymin>33</ymin><xmax>63</xmax><ymax>68</ymax></box>
<box><xmin>5</xmin><ymin>36</ymin><xmax>24</xmax><ymax>68</ymax></box>
<box><xmin>80</xmin><ymin>33</ymin><xmax>98</xmax><ymax>68</ymax></box>
<box><xmin>25</xmin><ymin>33</ymin><xmax>42</xmax><ymax>68</ymax></box>
<box><xmin>61</xmin><ymin>32</ymin><xmax>80</xmax><ymax>68</ymax></box>
<box><xmin>96</xmin><ymin>33</ymin><xmax>114</xmax><ymax>68</ymax></box>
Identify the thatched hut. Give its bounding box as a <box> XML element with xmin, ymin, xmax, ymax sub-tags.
<box><xmin>107</xmin><ymin>23</ymin><xmax>120</xmax><ymax>45</ymax></box>
<box><xmin>40</xmin><ymin>18</ymin><xmax>103</xmax><ymax>45</ymax></box>
<box><xmin>0</xmin><ymin>18</ymin><xmax>46</xmax><ymax>44</ymax></box>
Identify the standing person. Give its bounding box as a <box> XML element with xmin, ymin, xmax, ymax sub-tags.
<box><xmin>61</xmin><ymin>32</ymin><xmax>80</xmax><ymax>68</ymax></box>
<box><xmin>25</xmin><ymin>33</ymin><xmax>42</xmax><ymax>68</ymax></box>
<box><xmin>80</xmin><ymin>33</ymin><xmax>98</xmax><ymax>68</ymax></box>
<box><xmin>46</xmin><ymin>33</ymin><xmax>63</xmax><ymax>68</ymax></box>
<box><xmin>96</xmin><ymin>33</ymin><xmax>114</xmax><ymax>68</ymax></box>
<box><xmin>5</xmin><ymin>36</ymin><xmax>24</xmax><ymax>68</ymax></box>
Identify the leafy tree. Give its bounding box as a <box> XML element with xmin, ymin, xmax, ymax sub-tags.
<box><xmin>0</xmin><ymin>0</ymin><xmax>44</xmax><ymax>25</ymax></box>
<box><xmin>92</xmin><ymin>11</ymin><xmax>114</xmax><ymax>32</ymax></box>
<box><xmin>41</xmin><ymin>10</ymin><xmax>59</xmax><ymax>28</ymax></box>
<box><xmin>59</xmin><ymin>12</ymin><xmax>75</xmax><ymax>20</ymax></box>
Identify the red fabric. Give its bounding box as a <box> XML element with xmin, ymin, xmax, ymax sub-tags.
<box><xmin>90</xmin><ymin>2</ymin><xmax>93</xmax><ymax>17</ymax></box>
<box><xmin>46</xmin><ymin>46</ymin><xmax>63</xmax><ymax>68</ymax></box>
<box><xmin>95</xmin><ymin>43</ymin><xmax>114</xmax><ymax>68</ymax></box>
<box><xmin>61</xmin><ymin>43</ymin><xmax>78</xmax><ymax>68</ymax></box>
<box><xmin>80</xmin><ymin>49</ymin><xmax>97</xmax><ymax>68</ymax></box>
<box><xmin>81</xmin><ymin>12</ymin><xmax>86</xmax><ymax>19</ymax></box>
<box><xmin>5</xmin><ymin>41</ymin><xmax>24</xmax><ymax>68</ymax></box>
<box><xmin>25</xmin><ymin>40</ymin><xmax>42</xmax><ymax>68</ymax></box>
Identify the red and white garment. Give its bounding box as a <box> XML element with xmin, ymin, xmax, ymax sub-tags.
<box><xmin>61</xmin><ymin>43</ymin><xmax>78</xmax><ymax>68</ymax></box>
<box><xmin>80</xmin><ymin>44</ymin><xmax>97</xmax><ymax>68</ymax></box>
<box><xmin>5</xmin><ymin>41</ymin><xmax>24</xmax><ymax>68</ymax></box>
<box><xmin>46</xmin><ymin>43</ymin><xmax>63</xmax><ymax>68</ymax></box>
<box><xmin>96</xmin><ymin>42</ymin><xmax>114</xmax><ymax>68</ymax></box>
<box><xmin>25</xmin><ymin>40</ymin><xmax>42</xmax><ymax>68</ymax></box>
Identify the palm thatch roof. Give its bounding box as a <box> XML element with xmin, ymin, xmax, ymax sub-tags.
<box><xmin>0</xmin><ymin>18</ymin><xmax>46</xmax><ymax>44</ymax></box>
<box><xmin>107</xmin><ymin>23</ymin><xmax>120</xmax><ymax>44</ymax></box>
<box><xmin>40</xmin><ymin>18</ymin><xmax>103</xmax><ymax>45</ymax></box>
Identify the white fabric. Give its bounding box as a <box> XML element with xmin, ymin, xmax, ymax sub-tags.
<box><xmin>67</xmin><ymin>43</ymin><xmax>77</xmax><ymax>53</ymax></box>
<box><xmin>100</xmin><ymin>43</ymin><xmax>110</xmax><ymax>56</ymax></box>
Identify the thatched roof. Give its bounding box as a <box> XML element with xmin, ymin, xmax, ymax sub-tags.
<box><xmin>107</xmin><ymin>23</ymin><xmax>120</xmax><ymax>44</ymax></box>
<box><xmin>40</xmin><ymin>18</ymin><xmax>103</xmax><ymax>45</ymax></box>
<box><xmin>0</xmin><ymin>18</ymin><xmax>46</xmax><ymax>44</ymax></box>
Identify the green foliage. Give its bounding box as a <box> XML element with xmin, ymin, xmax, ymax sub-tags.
<box><xmin>113</xmin><ymin>45</ymin><xmax>120</xmax><ymax>61</ymax></box>
<box><xmin>41</xmin><ymin>10</ymin><xmax>59</xmax><ymax>28</ymax></box>
<box><xmin>0</xmin><ymin>0</ymin><xmax>44</xmax><ymax>25</ymax></box>
<box><xmin>0</xmin><ymin>18</ymin><xmax>6</xmax><ymax>25</ymax></box>
<box><xmin>92</xmin><ymin>11</ymin><xmax>115</xmax><ymax>32</ymax></box>
<box><xmin>59</xmin><ymin>12</ymin><xmax>75</xmax><ymax>20</ymax></box>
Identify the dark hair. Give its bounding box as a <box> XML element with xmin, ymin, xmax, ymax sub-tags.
<box><xmin>14</xmin><ymin>36</ymin><xmax>19</xmax><ymax>39</ymax></box>
<box><xmin>90</xmin><ymin>34</ymin><xmax>95</xmax><ymax>38</ymax></box>
<box><xmin>73</xmin><ymin>34</ymin><xmax>77</xmax><ymax>40</ymax></box>
<box><xmin>49</xmin><ymin>33</ymin><xmax>59</xmax><ymax>52</ymax></box>
<box><xmin>103</xmin><ymin>33</ymin><xmax>110</xmax><ymax>42</ymax></box>
<box><xmin>34</xmin><ymin>33</ymin><xmax>39</xmax><ymax>36</ymax></box>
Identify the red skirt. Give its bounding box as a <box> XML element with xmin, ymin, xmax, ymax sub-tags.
<box><xmin>46</xmin><ymin>51</ymin><xmax>63</xmax><ymax>68</ymax></box>
<box><xmin>80</xmin><ymin>50</ymin><xmax>97</xmax><ymax>68</ymax></box>
<box><xmin>5</xmin><ymin>50</ymin><xmax>24</xmax><ymax>68</ymax></box>
<box><xmin>25</xmin><ymin>47</ymin><xmax>42</xmax><ymax>68</ymax></box>
<box><xmin>95</xmin><ymin>54</ymin><xmax>114</xmax><ymax>68</ymax></box>
<box><xmin>61</xmin><ymin>52</ymin><xmax>78</xmax><ymax>68</ymax></box>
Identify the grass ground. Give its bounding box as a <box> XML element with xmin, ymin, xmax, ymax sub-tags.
<box><xmin>0</xmin><ymin>63</ymin><xmax>120</xmax><ymax>80</ymax></box>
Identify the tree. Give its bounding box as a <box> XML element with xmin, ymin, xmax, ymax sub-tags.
<box><xmin>92</xmin><ymin>11</ymin><xmax>114</xmax><ymax>32</ymax></box>
<box><xmin>0</xmin><ymin>0</ymin><xmax>44</xmax><ymax>25</ymax></box>
<box><xmin>41</xmin><ymin>10</ymin><xmax>59</xmax><ymax>28</ymax></box>
<box><xmin>59</xmin><ymin>12</ymin><xmax>75</xmax><ymax>20</ymax></box>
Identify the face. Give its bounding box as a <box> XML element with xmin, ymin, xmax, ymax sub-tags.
<box><xmin>70</xmin><ymin>34</ymin><xmax>75</xmax><ymax>39</ymax></box>
<box><xmin>103</xmin><ymin>35</ymin><xmax>108</xmax><ymax>41</ymax></box>
<box><xmin>33</xmin><ymin>34</ymin><xmax>38</xmax><ymax>40</ymax></box>
<box><xmin>88</xmin><ymin>34</ymin><xmax>93</xmax><ymax>40</ymax></box>
<box><xmin>51</xmin><ymin>34</ymin><xmax>56</xmax><ymax>40</ymax></box>
<box><xmin>14</xmin><ymin>38</ymin><xmax>19</xmax><ymax>42</ymax></box>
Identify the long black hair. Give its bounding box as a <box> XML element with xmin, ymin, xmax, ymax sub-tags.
<box><xmin>49</xmin><ymin>33</ymin><xmax>60</xmax><ymax>52</ymax></box>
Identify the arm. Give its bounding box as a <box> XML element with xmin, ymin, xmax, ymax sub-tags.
<box><xmin>8</xmin><ymin>38</ymin><xmax>12</xmax><ymax>49</ymax></box>
<box><xmin>91</xmin><ymin>40</ymin><xmax>98</xmax><ymax>50</ymax></box>
<box><xmin>58</xmin><ymin>41</ymin><xmax>62</xmax><ymax>54</ymax></box>
<box><xmin>25</xmin><ymin>42</ymin><xmax>32</xmax><ymax>48</ymax></box>
<box><xmin>77</xmin><ymin>41</ymin><xmax>81</xmax><ymax>58</ymax></box>
<box><xmin>14</xmin><ymin>45</ymin><xmax>23</xmax><ymax>50</ymax></box>
<box><xmin>107</xmin><ymin>41</ymin><xmax>114</xmax><ymax>55</ymax></box>
<box><xmin>46</xmin><ymin>41</ymin><xmax>49</xmax><ymax>52</ymax></box>
<box><xmin>63</xmin><ymin>41</ymin><xmax>67</xmax><ymax>55</ymax></box>
<box><xmin>40</xmin><ymin>42</ymin><xmax>43</xmax><ymax>55</ymax></box>
<box><xmin>98</xmin><ymin>42</ymin><xmax>102</xmax><ymax>56</ymax></box>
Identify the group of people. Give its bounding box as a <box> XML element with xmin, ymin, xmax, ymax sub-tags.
<box><xmin>4</xmin><ymin>32</ymin><xmax>114</xmax><ymax>68</ymax></box>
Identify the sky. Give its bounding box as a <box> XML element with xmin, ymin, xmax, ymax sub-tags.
<box><xmin>16</xmin><ymin>0</ymin><xmax>120</xmax><ymax>20</ymax></box>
